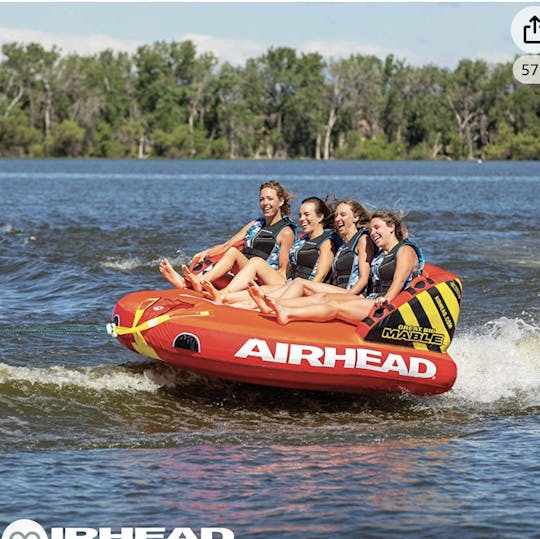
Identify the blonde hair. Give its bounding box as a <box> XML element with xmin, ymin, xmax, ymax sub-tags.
<box><xmin>371</xmin><ymin>209</ymin><xmax>409</xmax><ymax>241</ymax></box>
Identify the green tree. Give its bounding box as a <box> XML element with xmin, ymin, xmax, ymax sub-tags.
<box><xmin>1</xmin><ymin>42</ymin><xmax>60</xmax><ymax>140</ymax></box>
<box><xmin>244</xmin><ymin>47</ymin><xmax>325</xmax><ymax>158</ymax></box>
<box><xmin>446</xmin><ymin>59</ymin><xmax>489</xmax><ymax>159</ymax></box>
<box><xmin>0</xmin><ymin>37</ymin><xmax>539</xmax><ymax>160</ymax></box>
<box><xmin>0</xmin><ymin>109</ymin><xmax>40</xmax><ymax>156</ymax></box>
<box><xmin>402</xmin><ymin>65</ymin><xmax>453</xmax><ymax>159</ymax></box>
<box><xmin>43</xmin><ymin>119</ymin><xmax>85</xmax><ymax>157</ymax></box>
<box><xmin>133</xmin><ymin>41</ymin><xmax>190</xmax><ymax>132</ymax></box>
<box><xmin>323</xmin><ymin>54</ymin><xmax>385</xmax><ymax>158</ymax></box>
<box><xmin>213</xmin><ymin>62</ymin><xmax>261</xmax><ymax>158</ymax></box>
<box><xmin>381</xmin><ymin>54</ymin><xmax>408</xmax><ymax>144</ymax></box>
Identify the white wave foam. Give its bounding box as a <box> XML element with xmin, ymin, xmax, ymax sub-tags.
<box><xmin>100</xmin><ymin>253</ymin><xmax>188</xmax><ymax>271</ymax></box>
<box><xmin>1</xmin><ymin>223</ymin><xmax>14</xmax><ymax>234</ymax></box>
<box><xmin>447</xmin><ymin>317</ymin><xmax>540</xmax><ymax>405</ymax></box>
<box><xmin>101</xmin><ymin>256</ymin><xmax>146</xmax><ymax>271</ymax></box>
<box><xmin>0</xmin><ymin>363</ymin><xmax>161</xmax><ymax>393</ymax></box>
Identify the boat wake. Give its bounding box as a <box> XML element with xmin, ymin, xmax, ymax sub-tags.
<box><xmin>100</xmin><ymin>252</ymin><xmax>189</xmax><ymax>272</ymax></box>
<box><xmin>0</xmin><ymin>362</ymin><xmax>162</xmax><ymax>394</ymax></box>
<box><xmin>0</xmin><ymin>317</ymin><xmax>537</xmax><ymax>412</ymax></box>
<box><xmin>443</xmin><ymin>316</ymin><xmax>539</xmax><ymax>409</ymax></box>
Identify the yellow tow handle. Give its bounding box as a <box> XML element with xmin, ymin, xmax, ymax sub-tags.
<box><xmin>107</xmin><ymin>297</ymin><xmax>209</xmax><ymax>360</ymax></box>
<box><xmin>111</xmin><ymin>310</ymin><xmax>210</xmax><ymax>336</ymax></box>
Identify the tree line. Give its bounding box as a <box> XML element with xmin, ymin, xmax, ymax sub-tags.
<box><xmin>0</xmin><ymin>40</ymin><xmax>539</xmax><ymax>160</ymax></box>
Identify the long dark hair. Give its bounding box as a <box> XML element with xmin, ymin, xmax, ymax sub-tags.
<box><xmin>301</xmin><ymin>196</ymin><xmax>335</xmax><ymax>229</ymax></box>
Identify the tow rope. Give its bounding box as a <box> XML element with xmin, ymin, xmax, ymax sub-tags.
<box><xmin>1</xmin><ymin>297</ymin><xmax>210</xmax><ymax>362</ymax></box>
<box><xmin>0</xmin><ymin>327</ymin><xmax>106</xmax><ymax>335</ymax></box>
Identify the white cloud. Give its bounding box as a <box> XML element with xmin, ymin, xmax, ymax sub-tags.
<box><xmin>182</xmin><ymin>34</ymin><xmax>432</xmax><ymax>66</ymax></box>
<box><xmin>472</xmin><ymin>50</ymin><xmax>515</xmax><ymax>66</ymax></box>
<box><xmin>180</xmin><ymin>33</ymin><xmax>267</xmax><ymax>65</ymax></box>
<box><xmin>0</xmin><ymin>27</ymin><xmax>508</xmax><ymax>69</ymax></box>
<box><xmin>0</xmin><ymin>26</ymin><xmax>425</xmax><ymax>65</ymax></box>
<box><xmin>0</xmin><ymin>27</ymin><xmax>142</xmax><ymax>56</ymax></box>
<box><xmin>298</xmin><ymin>39</ymin><xmax>426</xmax><ymax>66</ymax></box>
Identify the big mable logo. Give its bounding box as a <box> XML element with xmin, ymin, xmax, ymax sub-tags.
<box><xmin>1</xmin><ymin>521</ymin><xmax>234</xmax><ymax>539</ymax></box>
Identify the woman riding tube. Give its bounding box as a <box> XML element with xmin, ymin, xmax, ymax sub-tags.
<box><xmin>159</xmin><ymin>180</ymin><xmax>296</xmax><ymax>290</ymax></box>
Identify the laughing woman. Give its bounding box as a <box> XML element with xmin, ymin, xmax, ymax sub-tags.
<box><xmin>159</xmin><ymin>180</ymin><xmax>296</xmax><ymax>289</ymax></box>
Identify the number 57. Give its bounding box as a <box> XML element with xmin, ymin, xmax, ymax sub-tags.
<box><xmin>522</xmin><ymin>64</ymin><xmax>539</xmax><ymax>76</ymax></box>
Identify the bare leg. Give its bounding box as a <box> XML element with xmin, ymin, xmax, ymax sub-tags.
<box><xmin>262</xmin><ymin>295</ymin><xmax>293</xmax><ymax>324</ymax></box>
<box><xmin>229</xmin><ymin>299</ymin><xmax>259</xmax><ymax>310</ymax></box>
<box><xmin>224</xmin><ymin>282</ymin><xmax>283</xmax><ymax>304</ymax></box>
<box><xmin>264</xmin><ymin>293</ymin><xmax>376</xmax><ymax>326</ymax></box>
<box><xmin>271</xmin><ymin>294</ymin><xmax>329</xmax><ymax>309</ymax></box>
<box><xmin>278</xmin><ymin>278</ymin><xmax>347</xmax><ymax>300</ymax></box>
<box><xmin>159</xmin><ymin>258</ymin><xmax>187</xmax><ymax>289</ymax></box>
<box><xmin>200</xmin><ymin>247</ymin><xmax>249</xmax><ymax>283</ymax></box>
<box><xmin>263</xmin><ymin>294</ymin><xmax>338</xmax><ymax>325</ymax></box>
<box><xmin>220</xmin><ymin>257</ymin><xmax>286</xmax><ymax>295</ymax></box>
<box><xmin>332</xmin><ymin>297</ymin><xmax>375</xmax><ymax>324</ymax></box>
<box><xmin>276</xmin><ymin>277</ymin><xmax>312</xmax><ymax>299</ymax></box>
<box><xmin>200</xmin><ymin>282</ymin><xmax>259</xmax><ymax>309</ymax></box>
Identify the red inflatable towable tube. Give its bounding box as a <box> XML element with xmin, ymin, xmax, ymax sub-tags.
<box><xmin>108</xmin><ymin>263</ymin><xmax>461</xmax><ymax>396</ymax></box>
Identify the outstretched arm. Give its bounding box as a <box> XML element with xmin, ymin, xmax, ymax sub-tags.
<box><xmin>192</xmin><ymin>221</ymin><xmax>254</xmax><ymax>263</ymax></box>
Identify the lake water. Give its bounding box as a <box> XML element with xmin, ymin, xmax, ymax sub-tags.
<box><xmin>1</xmin><ymin>159</ymin><xmax>538</xmax><ymax>538</ymax></box>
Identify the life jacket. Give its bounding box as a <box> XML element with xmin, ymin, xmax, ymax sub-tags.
<box><xmin>331</xmin><ymin>228</ymin><xmax>369</xmax><ymax>290</ymax></box>
<box><xmin>368</xmin><ymin>239</ymin><xmax>425</xmax><ymax>297</ymax></box>
<box><xmin>242</xmin><ymin>216</ymin><xmax>296</xmax><ymax>270</ymax></box>
<box><xmin>289</xmin><ymin>230</ymin><xmax>339</xmax><ymax>281</ymax></box>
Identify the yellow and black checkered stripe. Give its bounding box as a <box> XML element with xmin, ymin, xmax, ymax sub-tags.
<box><xmin>362</xmin><ymin>278</ymin><xmax>462</xmax><ymax>353</ymax></box>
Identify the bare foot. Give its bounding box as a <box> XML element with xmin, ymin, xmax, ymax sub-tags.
<box><xmin>201</xmin><ymin>279</ymin><xmax>224</xmax><ymax>303</ymax></box>
<box><xmin>263</xmin><ymin>295</ymin><xmax>289</xmax><ymax>325</ymax></box>
<box><xmin>181</xmin><ymin>264</ymin><xmax>203</xmax><ymax>292</ymax></box>
<box><xmin>248</xmin><ymin>281</ymin><xmax>274</xmax><ymax>314</ymax></box>
<box><xmin>159</xmin><ymin>258</ymin><xmax>187</xmax><ymax>289</ymax></box>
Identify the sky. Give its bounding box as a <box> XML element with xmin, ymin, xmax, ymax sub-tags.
<box><xmin>0</xmin><ymin>2</ymin><xmax>534</xmax><ymax>68</ymax></box>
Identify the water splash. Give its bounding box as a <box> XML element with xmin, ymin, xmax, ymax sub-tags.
<box><xmin>0</xmin><ymin>362</ymin><xmax>161</xmax><ymax>393</ymax></box>
<box><xmin>100</xmin><ymin>252</ymin><xmax>188</xmax><ymax>271</ymax></box>
<box><xmin>447</xmin><ymin>317</ymin><xmax>540</xmax><ymax>406</ymax></box>
<box><xmin>1</xmin><ymin>317</ymin><xmax>538</xmax><ymax>414</ymax></box>
<box><xmin>101</xmin><ymin>256</ymin><xmax>146</xmax><ymax>271</ymax></box>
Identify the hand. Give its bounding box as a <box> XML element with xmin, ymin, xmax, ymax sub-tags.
<box><xmin>375</xmin><ymin>296</ymin><xmax>388</xmax><ymax>307</ymax></box>
<box><xmin>192</xmin><ymin>249</ymin><xmax>209</xmax><ymax>263</ymax></box>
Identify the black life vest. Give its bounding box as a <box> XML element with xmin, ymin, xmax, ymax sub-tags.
<box><xmin>331</xmin><ymin>228</ymin><xmax>368</xmax><ymax>289</ymax></box>
<box><xmin>290</xmin><ymin>230</ymin><xmax>337</xmax><ymax>281</ymax></box>
<box><xmin>369</xmin><ymin>239</ymin><xmax>424</xmax><ymax>296</ymax></box>
<box><xmin>242</xmin><ymin>216</ymin><xmax>296</xmax><ymax>261</ymax></box>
